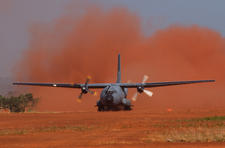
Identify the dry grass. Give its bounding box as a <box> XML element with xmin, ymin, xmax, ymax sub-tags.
<box><xmin>142</xmin><ymin>116</ymin><xmax>225</xmax><ymax>143</ymax></box>
<box><xmin>0</xmin><ymin>125</ymin><xmax>93</xmax><ymax>136</ymax></box>
<box><xmin>143</xmin><ymin>127</ymin><xmax>225</xmax><ymax>142</ymax></box>
<box><xmin>0</xmin><ymin>129</ymin><xmax>28</xmax><ymax>135</ymax></box>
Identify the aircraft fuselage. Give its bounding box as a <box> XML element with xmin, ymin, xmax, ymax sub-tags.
<box><xmin>97</xmin><ymin>85</ymin><xmax>131</xmax><ymax>111</ymax></box>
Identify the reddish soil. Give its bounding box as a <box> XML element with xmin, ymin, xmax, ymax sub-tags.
<box><xmin>0</xmin><ymin>108</ymin><xmax>225</xmax><ymax>148</ymax></box>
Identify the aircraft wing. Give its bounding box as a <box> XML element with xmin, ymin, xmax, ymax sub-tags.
<box><xmin>13</xmin><ymin>82</ymin><xmax>77</xmax><ymax>88</ymax></box>
<box><xmin>120</xmin><ymin>80</ymin><xmax>215</xmax><ymax>88</ymax></box>
<box><xmin>13</xmin><ymin>80</ymin><xmax>214</xmax><ymax>89</ymax></box>
<box><xmin>12</xmin><ymin>82</ymin><xmax>109</xmax><ymax>89</ymax></box>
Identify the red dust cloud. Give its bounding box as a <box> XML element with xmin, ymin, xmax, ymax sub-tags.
<box><xmin>15</xmin><ymin>6</ymin><xmax>225</xmax><ymax>112</ymax></box>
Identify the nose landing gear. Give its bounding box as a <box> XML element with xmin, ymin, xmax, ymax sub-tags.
<box><xmin>96</xmin><ymin>100</ymin><xmax>132</xmax><ymax>111</ymax></box>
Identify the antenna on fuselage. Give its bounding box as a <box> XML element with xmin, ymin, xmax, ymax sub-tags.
<box><xmin>116</xmin><ymin>54</ymin><xmax>121</xmax><ymax>83</ymax></box>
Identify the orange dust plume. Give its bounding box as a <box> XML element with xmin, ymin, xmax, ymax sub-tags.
<box><xmin>15</xmin><ymin>6</ymin><xmax>225</xmax><ymax>112</ymax></box>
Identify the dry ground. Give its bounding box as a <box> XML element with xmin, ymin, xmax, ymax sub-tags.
<box><xmin>0</xmin><ymin>108</ymin><xmax>225</xmax><ymax>148</ymax></box>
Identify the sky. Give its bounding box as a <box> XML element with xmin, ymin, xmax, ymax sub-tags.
<box><xmin>1</xmin><ymin>0</ymin><xmax>225</xmax><ymax>78</ymax></box>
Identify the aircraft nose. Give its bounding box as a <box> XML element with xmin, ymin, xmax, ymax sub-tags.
<box><xmin>107</xmin><ymin>96</ymin><xmax>113</xmax><ymax>102</ymax></box>
<box><xmin>105</xmin><ymin>92</ymin><xmax>113</xmax><ymax>104</ymax></box>
<box><xmin>107</xmin><ymin>91</ymin><xmax>113</xmax><ymax>95</ymax></box>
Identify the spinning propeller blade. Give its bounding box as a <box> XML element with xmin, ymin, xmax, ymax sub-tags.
<box><xmin>142</xmin><ymin>75</ymin><xmax>149</xmax><ymax>83</ymax></box>
<box><xmin>143</xmin><ymin>89</ymin><xmax>153</xmax><ymax>97</ymax></box>
<box><xmin>132</xmin><ymin>92</ymin><xmax>138</xmax><ymax>101</ymax></box>
<box><xmin>77</xmin><ymin>76</ymin><xmax>98</xmax><ymax>102</ymax></box>
<box><xmin>132</xmin><ymin>75</ymin><xmax>153</xmax><ymax>101</ymax></box>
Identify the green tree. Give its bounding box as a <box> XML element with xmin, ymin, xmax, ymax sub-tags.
<box><xmin>0</xmin><ymin>93</ymin><xmax>39</xmax><ymax>112</ymax></box>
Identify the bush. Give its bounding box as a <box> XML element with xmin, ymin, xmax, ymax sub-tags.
<box><xmin>0</xmin><ymin>93</ymin><xmax>39</xmax><ymax>112</ymax></box>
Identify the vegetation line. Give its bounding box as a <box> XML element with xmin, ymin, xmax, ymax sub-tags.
<box><xmin>0</xmin><ymin>93</ymin><xmax>38</xmax><ymax>112</ymax></box>
<box><xmin>0</xmin><ymin>125</ymin><xmax>93</xmax><ymax>136</ymax></box>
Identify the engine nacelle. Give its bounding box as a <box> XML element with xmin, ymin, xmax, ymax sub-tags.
<box><xmin>137</xmin><ymin>86</ymin><xmax>144</xmax><ymax>93</ymax></box>
<box><xmin>122</xmin><ymin>98</ymin><xmax>131</xmax><ymax>106</ymax></box>
<box><xmin>81</xmin><ymin>86</ymin><xmax>88</xmax><ymax>94</ymax></box>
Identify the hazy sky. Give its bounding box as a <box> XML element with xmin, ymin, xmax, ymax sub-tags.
<box><xmin>1</xmin><ymin>0</ymin><xmax>225</xmax><ymax>77</ymax></box>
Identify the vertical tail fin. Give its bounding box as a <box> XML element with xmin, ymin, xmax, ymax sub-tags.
<box><xmin>116</xmin><ymin>54</ymin><xmax>121</xmax><ymax>83</ymax></box>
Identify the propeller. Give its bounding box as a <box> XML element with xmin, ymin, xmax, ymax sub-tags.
<box><xmin>132</xmin><ymin>75</ymin><xmax>153</xmax><ymax>101</ymax></box>
<box><xmin>77</xmin><ymin>76</ymin><xmax>97</xmax><ymax>102</ymax></box>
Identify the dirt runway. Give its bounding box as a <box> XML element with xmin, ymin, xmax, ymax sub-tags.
<box><xmin>0</xmin><ymin>108</ymin><xmax>225</xmax><ymax>148</ymax></box>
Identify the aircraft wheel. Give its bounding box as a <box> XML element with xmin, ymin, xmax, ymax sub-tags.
<box><xmin>124</xmin><ymin>106</ymin><xmax>131</xmax><ymax>111</ymax></box>
<box><xmin>98</xmin><ymin>106</ymin><xmax>104</xmax><ymax>112</ymax></box>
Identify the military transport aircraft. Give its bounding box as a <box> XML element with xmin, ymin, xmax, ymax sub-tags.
<box><xmin>13</xmin><ymin>54</ymin><xmax>215</xmax><ymax>111</ymax></box>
